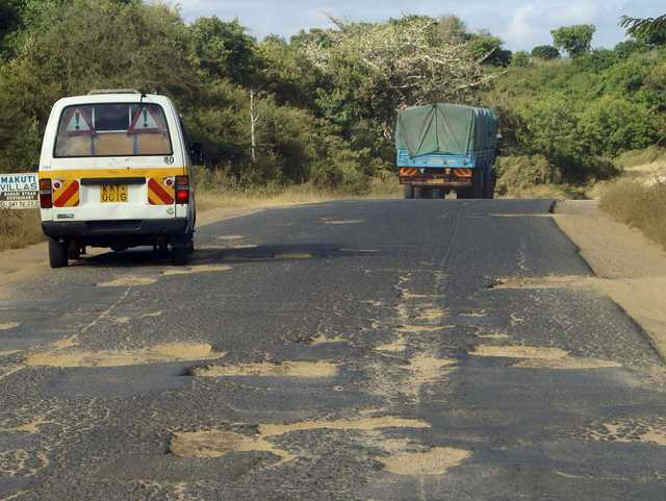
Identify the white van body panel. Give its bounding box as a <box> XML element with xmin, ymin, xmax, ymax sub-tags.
<box><xmin>38</xmin><ymin>92</ymin><xmax>195</xmax><ymax>243</ymax></box>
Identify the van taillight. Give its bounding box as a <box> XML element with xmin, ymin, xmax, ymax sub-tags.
<box><xmin>175</xmin><ymin>175</ymin><xmax>189</xmax><ymax>204</ymax></box>
<box><xmin>39</xmin><ymin>178</ymin><xmax>52</xmax><ymax>208</ymax></box>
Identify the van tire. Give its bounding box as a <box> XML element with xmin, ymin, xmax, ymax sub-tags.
<box><xmin>48</xmin><ymin>238</ymin><xmax>68</xmax><ymax>268</ymax></box>
<box><xmin>172</xmin><ymin>245</ymin><xmax>189</xmax><ymax>265</ymax></box>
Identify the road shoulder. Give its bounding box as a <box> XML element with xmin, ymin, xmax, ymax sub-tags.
<box><xmin>554</xmin><ymin>200</ymin><xmax>666</xmax><ymax>362</ymax></box>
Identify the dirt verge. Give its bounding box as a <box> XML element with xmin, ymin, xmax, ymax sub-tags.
<box><xmin>553</xmin><ymin>200</ymin><xmax>666</xmax><ymax>362</ymax></box>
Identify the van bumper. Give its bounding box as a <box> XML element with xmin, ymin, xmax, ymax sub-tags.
<box><xmin>42</xmin><ymin>218</ymin><xmax>189</xmax><ymax>247</ymax></box>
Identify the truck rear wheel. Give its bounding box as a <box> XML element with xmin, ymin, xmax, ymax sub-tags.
<box><xmin>486</xmin><ymin>171</ymin><xmax>496</xmax><ymax>199</ymax></box>
<box><xmin>404</xmin><ymin>184</ymin><xmax>414</xmax><ymax>199</ymax></box>
<box><xmin>48</xmin><ymin>238</ymin><xmax>68</xmax><ymax>268</ymax></box>
<box><xmin>471</xmin><ymin>170</ymin><xmax>485</xmax><ymax>198</ymax></box>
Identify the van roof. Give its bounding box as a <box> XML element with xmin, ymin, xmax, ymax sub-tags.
<box><xmin>53</xmin><ymin>93</ymin><xmax>171</xmax><ymax>107</ymax></box>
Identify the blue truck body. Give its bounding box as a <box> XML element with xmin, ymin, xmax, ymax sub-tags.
<box><xmin>395</xmin><ymin>103</ymin><xmax>499</xmax><ymax>199</ymax></box>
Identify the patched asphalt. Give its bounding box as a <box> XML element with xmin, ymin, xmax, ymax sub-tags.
<box><xmin>1</xmin><ymin>199</ymin><xmax>664</xmax><ymax>500</ymax></box>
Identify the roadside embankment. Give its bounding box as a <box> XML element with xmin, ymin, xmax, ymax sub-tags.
<box><xmin>554</xmin><ymin>200</ymin><xmax>666</xmax><ymax>362</ymax></box>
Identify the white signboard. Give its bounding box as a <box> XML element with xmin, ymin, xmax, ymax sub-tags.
<box><xmin>0</xmin><ymin>173</ymin><xmax>39</xmax><ymax>209</ymax></box>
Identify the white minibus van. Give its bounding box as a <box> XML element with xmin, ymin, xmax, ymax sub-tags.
<box><xmin>38</xmin><ymin>90</ymin><xmax>196</xmax><ymax>267</ymax></box>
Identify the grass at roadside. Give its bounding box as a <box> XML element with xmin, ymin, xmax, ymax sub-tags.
<box><xmin>0</xmin><ymin>209</ymin><xmax>45</xmax><ymax>252</ymax></box>
<box><xmin>600</xmin><ymin>180</ymin><xmax>666</xmax><ymax>251</ymax></box>
<box><xmin>194</xmin><ymin>170</ymin><xmax>402</xmax><ymax>212</ymax></box>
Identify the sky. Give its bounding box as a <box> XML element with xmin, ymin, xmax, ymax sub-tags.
<box><xmin>173</xmin><ymin>0</ymin><xmax>664</xmax><ymax>51</ymax></box>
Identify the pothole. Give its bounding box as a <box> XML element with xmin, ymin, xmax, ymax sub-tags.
<box><xmin>309</xmin><ymin>335</ymin><xmax>347</xmax><ymax>345</ymax></box>
<box><xmin>162</xmin><ymin>264</ymin><xmax>232</xmax><ymax>276</ymax></box>
<box><xmin>339</xmin><ymin>249</ymin><xmax>379</xmax><ymax>254</ymax></box>
<box><xmin>0</xmin><ymin>322</ymin><xmax>20</xmax><ymax>331</ymax></box>
<box><xmin>579</xmin><ymin>419</ymin><xmax>666</xmax><ymax>446</ymax></box>
<box><xmin>471</xmin><ymin>345</ymin><xmax>621</xmax><ymax>369</ymax></box>
<box><xmin>472</xmin><ymin>345</ymin><xmax>569</xmax><ymax>359</ymax></box>
<box><xmin>477</xmin><ymin>333</ymin><xmax>510</xmax><ymax>340</ymax></box>
<box><xmin>398</xmin><ymin>325</ymin><xmax>452</xmax><ymax>333</ymax></box>
<box><xmin>51</xmin><ymin>336</ymin><xmax>79</xmax><ymax>350</ymax></box>
<box><xmin>381</xmin><ymin>447</ymin><xmax>472</xmax><ymax>475</ymax></box>
<box><xmin>141</xmin><ymin>311</ymin><xmax>163</xmax><ymax>319</ymax></box>
<box><xmin>0</xmin><ymin>416</ymin><xmax>52</xmax><ymax>434</ymax></box>
<box><xmin>190</xmin><ymin>360</ymin><xmax>338</xmax><ymax>378</ymax></box>
<box><xmin>321</xmin><ymin>219</ymin><xmax>365</xmax><ymax>225</ymax></box>
<box><xmin>170</xmin><ymin>430</ymin><xmax>287</xmax><ymax>462</ymax></box>
<box><xmin>26</xmin><ymin>343</ymin><xmax>225</xmax><ymax>368</ymax></box>
<box><xmin>489</xmin><ymin>275</ymin><xmax>596</xmax><ymax>290</ymax></box>
<box><xmin>375</xmin><ymin>336</ymin><xmax>407</xmax><ymax>352</ymax></box>
<box><xmin>171</xmin><ymin>415</ymin><xmax>430</xmax><ymax>464</ymax></box>
<box><xmin>514</xmin><ymin>358</ymin><xmax>621</xmax><ymax>369</ymax></box>
<box><xmin>216</xmin><ymin>235</ymin><xmax>245</xmax><ymax>241</ymax></box>
<box><xmin>416</xmin><ymin>308</ymin><xmax>448</xmax><ymax>323</ymax></box>
<box><xmin>405</xmin><ymin>355</ymin><xmax>457</xmax><ymax>397</ymax></box>
<box><xmin>460</xmin><ymin>311</ymin><xmax>487</xmax><ymax>318</ymax></box>
<box><xmin>97</xmin><ymin>276</ymin><xmax>157</xmax><ymax>287</ymax></box>
<box><xmin>273</xmin><ymin>253</ymin><xmax>313</xmax><ymax>260</ymax></box>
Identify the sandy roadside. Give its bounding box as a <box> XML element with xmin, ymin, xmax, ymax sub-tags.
<box><xmin>554</xmin><ymin>200</ymin><xmax>666</xmax><ymax>363</ymax></box>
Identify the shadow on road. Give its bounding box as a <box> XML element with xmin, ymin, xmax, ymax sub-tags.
<box><xmin>72</xmin><ymin>243</ymin><xmax>381</xmax><ymax>268</ymax></box>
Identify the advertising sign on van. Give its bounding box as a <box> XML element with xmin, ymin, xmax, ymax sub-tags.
<box><xmin>0</xmin><ymin>173</ymin><xmax>39</xmax><ymax>209</ymax></box>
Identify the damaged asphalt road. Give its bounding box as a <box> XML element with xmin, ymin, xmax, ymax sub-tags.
<box><xmin>1</xmin><ymin>199</ymin><xmax>665</xmax><ymax>500</ymax></box>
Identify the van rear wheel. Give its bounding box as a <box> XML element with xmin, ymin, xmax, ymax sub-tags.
<box><xmin>48</xmin><ymin>238</ymin><xmax>68</xmax><ymax>268</ymax></box>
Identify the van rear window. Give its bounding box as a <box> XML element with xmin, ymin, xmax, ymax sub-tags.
<box><xmin>54</xmin><ymin>103</ymin><xmax>173</xmax><ymax>157</ymax></box>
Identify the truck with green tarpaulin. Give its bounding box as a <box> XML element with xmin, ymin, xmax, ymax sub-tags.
<box><xmin>395</xmin><ymin>103</ymin><xmax>499</xmax><ymax>199</ymax></box>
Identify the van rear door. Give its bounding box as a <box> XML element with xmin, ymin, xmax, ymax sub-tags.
<box><xmin>47</xmin><ymin>99</ymin><xmax>185</xmax><ymax>221</ymax></box>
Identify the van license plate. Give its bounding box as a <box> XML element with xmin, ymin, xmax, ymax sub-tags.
<box><xmin>101</xmin><ymin>185</ymin><xmax>128</xmax><ymax>203</ymax></box>
<box><xmin>425</xmin><ymin>178</ymin><xmax>445</xmax><ymax>185</ymax></box>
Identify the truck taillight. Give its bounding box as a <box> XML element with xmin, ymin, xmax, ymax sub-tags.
<box><xmin>175</xmin><ymin>175</ymin><xmax>189</xmax><ymax>204</ymax></box>
<box><xmin>39</xmin><ymin>178</ymin><xmax>52</xmax><ymax>208</ymax></box>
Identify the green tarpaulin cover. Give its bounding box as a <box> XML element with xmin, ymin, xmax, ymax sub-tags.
<box><xmin>396</xmin><ymin>103</ymin><xmax>497</xmax><ymax>157</ymax></box>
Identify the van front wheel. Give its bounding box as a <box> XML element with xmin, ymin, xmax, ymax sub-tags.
<box><xmin>48</xmin><ymin>238</ymin><xmax>68</xmax><ymax>268</ymax></box>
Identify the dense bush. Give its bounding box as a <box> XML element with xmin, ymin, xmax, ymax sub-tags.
<box><xmin>495</xmin><ymin>155</ymin><xmax>562</xmax><ymax>195</ymax></box>
<box><xmin>0</xmin><ymin>1</ymin><xmax>663</xmax><ymax>196</ymax></box>
<box><xmin>486</xmin><ymin>42</ymin><xmax>664</xmax><ymax>184</ymax></box>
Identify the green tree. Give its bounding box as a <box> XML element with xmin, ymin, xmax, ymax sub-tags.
<box><xmin>302</xmin><ymin>15</ymin><xmax>494</xmax><ymax>151</ymax></box>
<box><xmin>614</xmin><ymin>39</ymin><xmax>647</xmax><ymax>58</ymax></box>
<box><xmin>531</xmin><ymin>45</ymin><xmax>559</xmax><ymax>60</ymax></box>
<box><xmin>468</xmin><ymin>31</ymin><xmax>512</xmax><ymax>66</ymax></box>
<box><xmin>0</xmin><ymin>0</ymin><xmax>198</xmax><ymax>172</ymax></box>
<box><xmin>551</xmin><ymin>24</ymin><xmax>596</xmax><ymax>57</ymax></box>
<box><xmin>189</xmin><ymin>17</ymin><xmax>260</xmax><ymax>86</ymax></box>
<box><xmin>511</xmin><ymin>51</ymin><xmax>530</xmax><ymax>67</ymax></box>
<box><xmin>435</xmin><ymin>15</ymin><xmax>470</xmax><ymax>43</ymax></box>
<box><xmin>620</xmin><ymin>14</ymin><xmax>666</xmax><ymax>42</ymax></box>
<box><xmin>577</xmin><ymin>95</ymin><xmax>657</xmax><ymax>155</ymax></box>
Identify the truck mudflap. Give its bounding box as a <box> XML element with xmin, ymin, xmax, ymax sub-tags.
<box><xmin>398</xmin><ymin>167</ymin><xmax>472</xmax><ymax>187</ymax></box>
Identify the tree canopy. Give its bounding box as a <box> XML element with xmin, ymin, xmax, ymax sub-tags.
<box><xmin>0</xmin><ymin>1</ymin><xmax>663</xmax><ymax>192</ymax></box>
<box><xmin>531</xmin><ymin>45</ymin><xmax>560</xmax><ymax>60</ymax></box>
<box><xmin>551</xmin><ymin>25</ymin><xmax>596</xmax><ymax>57</ymax></box>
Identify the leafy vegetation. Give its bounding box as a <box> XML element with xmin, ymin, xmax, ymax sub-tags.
<box><xmin>550</xmin><ymin>25</ymin><xmax>596</xmax><ymax>58</ymax></box>
<box><xmin>0</xmin><ymin>0</ymin><xmax>663</xmax><ymax>199</ymax></box>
